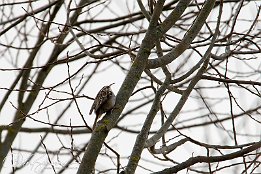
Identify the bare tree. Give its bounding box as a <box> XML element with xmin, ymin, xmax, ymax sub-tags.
<box><xmin>0</xmin><ymin>0</ymin><xmax>260</xmax><ymax>173</ymax></box>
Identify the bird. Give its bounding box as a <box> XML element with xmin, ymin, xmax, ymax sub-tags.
<box><xmin>89</xmin><ymin>83</ymin><xmax>116</xmax><ymax>129</ymax></box>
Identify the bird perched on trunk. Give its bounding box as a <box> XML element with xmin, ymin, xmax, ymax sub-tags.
<box><xmin>89</xmin><ymin>83</ymin><xmax>116</xmax><ymax>129</ymax></box>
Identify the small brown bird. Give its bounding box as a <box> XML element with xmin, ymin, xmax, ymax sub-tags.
<box><xmin>89</xmin><ymin>83</ymin><xmax>116</xmax><ymax>129</ymax></box>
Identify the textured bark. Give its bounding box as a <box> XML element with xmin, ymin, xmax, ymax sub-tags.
<box><xmin>76</xmin><ymin>1</ymin><xmax>167</xmax><ymax>173</ymax></box>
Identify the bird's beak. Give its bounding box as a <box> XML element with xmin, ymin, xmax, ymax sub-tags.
<box><xmin>109</xmin><ymin>83</ymin><xmax>115</xmax><ymax>87</ymax></box>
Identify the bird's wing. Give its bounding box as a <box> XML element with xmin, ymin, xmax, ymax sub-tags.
<box><xmin>89</xmin><ymin>87</ymin><xmax>111</xmax><ymax>115</ymax></box>
<box><xmin>89</xmin><ymin>102</ymin><xmax>95</xmax><ymax>115</ymax></box>
<box><xmin>94</xmin><ymin>88</ymin><xmax>111</xmax><ymax>111</ymax></box>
